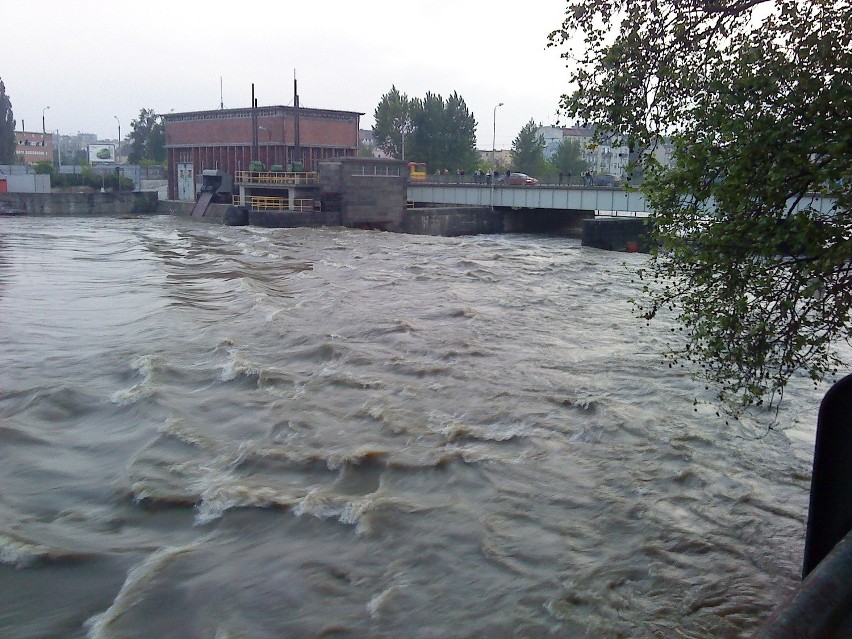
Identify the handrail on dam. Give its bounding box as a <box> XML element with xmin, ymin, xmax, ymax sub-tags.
<box><xmin>756</xmin><ymin>373</ymin><xmax>852</xmax><ymax>638</ymax></box>
<box><xmin>234</xmin><ymin>170</ymin><xmax>318</xmax><ymax>186</ymax></box>
<box><xmin>232</xmin><ymin>195</ymin><xmax>317</xmax><ymax>212</ymax></box>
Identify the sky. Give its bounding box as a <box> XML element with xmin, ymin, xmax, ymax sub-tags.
<box><xmin>2</xmin><ymin>0</ymin><xmax>576</xmax><ymax>150</ymax></box>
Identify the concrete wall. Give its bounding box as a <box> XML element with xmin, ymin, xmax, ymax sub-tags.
<box><xmin>0</xmin><ymin>191</ymin><xmax>158</xmax><ymax>215</ymax></box>
<box><xmin>249</xmin><ymin>209</ymin><xmax>341</xmax><ymax>228</ymax></box>
<box><xmin>581</xmin><ymin>217</ymin><xmax>652</xmax><ymax>252</ymax></box>
<box><xmin>0</xmin><ymin>190</ymin><xmax>649</xmax><ymax>252</ymax></box>
<box><xmin>140</xmin><ymin>180</ymin><xmax>169</xmax><ymax>200</ymax></box>
<box><xmin>319</xmin><ymin>158</ymin><xmax>407</xmax><ymax>231</ymax></box>
<box><xmin>402</xmin><ymin>208</ymin><xmax>504</xmax><ymax>236</ymax></box>
<box><xmin>162</xmin><ymin>199</ymin><xmax>229</xmax><ymax>224</ymax></box>
<box><xmin>2</xmin><ymin>173</ymin><xmax>51</xmax><ymax>193</ymax></box>
<box><xmin>402</xmin><ymin>208</ymin><xmax>593</xmax><ymax>237</ymax></box>
<box><xmin>503</xmin><ymin>209</ymin><xmax>593</xmax><ymax>236</ymax></box>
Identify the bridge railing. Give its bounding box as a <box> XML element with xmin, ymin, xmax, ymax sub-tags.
<box><xmin>416</xmin><ymin>174</ymin><xmax>632</xmax><ymax>188</ymax></box>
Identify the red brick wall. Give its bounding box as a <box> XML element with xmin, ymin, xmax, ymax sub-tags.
<box><xmin>165</xmin><ymin>109</ymin><xmax>359</xmax><ymax>148</ymax></box>
<box><xmin>165</xmin><ymin>107</ymin><xmax>360</xmax><ymax>199</ymax></box>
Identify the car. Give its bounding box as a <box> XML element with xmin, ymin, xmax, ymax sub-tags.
<box><xmin>507</xmin><ymin>172</ymin><xmax>540</xmax><ymax>186</ymax></box>
<box><xmin>593</xmin><ymin>174</ymin><xmax>621</xmax><ymax>187</ymax></box>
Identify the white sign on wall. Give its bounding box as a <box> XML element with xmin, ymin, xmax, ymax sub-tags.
<box><xmin>88</xmin><ymin>144</ymin><xmax>116</xmax><ymax>164</ymax></box>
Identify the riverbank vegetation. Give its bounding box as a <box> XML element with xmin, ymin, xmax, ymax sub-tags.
<box><xmin>551</xmin><ymin>0</ymin><xmax>851</xmax><ymax>409</ymax></box>
<box><xmin>372</xmin><ymin>86</ymin><xmax>478</xmax><ymax>172</ymax></box>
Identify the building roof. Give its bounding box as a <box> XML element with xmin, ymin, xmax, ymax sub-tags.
<box><xmin>164</xmin><ymin>105</ymin><xmax>364</xmax><ymax>124</ymax></box>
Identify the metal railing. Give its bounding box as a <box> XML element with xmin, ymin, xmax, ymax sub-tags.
<box><xmin>232</xmin><ymin>195</ymin><xmax>318</xmax><ymax>212</ymax></box>
<box><xmin>233</xmin><ymin>170</ymin><xmax>318</xmax><ymax>185</ymax></box>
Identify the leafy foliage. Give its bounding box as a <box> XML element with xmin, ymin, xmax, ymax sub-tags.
<box><xmin>511</xmin><ymin>119</ymin><xmax>546</xmax><ymax>175</ymax></box>
<box><xmin>33</xmin><ymin>160</ymin><xmax>54</xmax><ymax>175</ymax></box>
<box><xmin>550</xmin><ymin>0</ymin><xmax>852</xmax><ymax>408</ymax></box>
<box><xmin>549</xmin><ymin>137</ymin><xmax>588</xmax><ymax>177</ymax></box>
<box><xmin>128</xmin><ymin>108</ymin><xmax>165</xmax><ymax>164</ymax></box>
<box><xmin>372</xmin><ymin>86</ymin><xmax>410</xmax><ymax>160</ymax></box>
<box><xmin>0</xmin><ymin>77</ymin><xmax>16</xmax><ymax>164</ymax></box>
<box><xmin>372</xmin><ymin>87</ymin><xmax>478</xmax><ymax>171</ymax></box>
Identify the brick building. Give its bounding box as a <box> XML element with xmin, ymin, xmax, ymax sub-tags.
<box><xmin>164</xmin><ymin>105</ymin><xmax>362</xmax><ymax>200</ymax></box>
<box><xmin>15</xmin><ymin>131</ymin><xmax>54</xmax><ymax>165</ymax></box>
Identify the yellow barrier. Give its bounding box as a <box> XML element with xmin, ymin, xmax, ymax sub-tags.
<box><xmin>232</xmin><ymin>196</ymin><xmax>318</xmax><ymax>212</ymax></box>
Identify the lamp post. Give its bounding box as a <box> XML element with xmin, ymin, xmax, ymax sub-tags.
<box><xmin>491</xmin><ymin>102</ymin><xmax>503</xmax><ymax>210</ymax></box>
<box><xmin>399</xmin><ymin>115</ymin><xmax>410</xmax><ymax>162</ymax></box>
<box><xmin>114</xmin><ymin>115</ymin><xmax>121</xmax><ymax>164</ymax></box>
<box><xmin>42</xmin><ymin>106</ymin><xmax>50</xmax><ymax>137</ymax></box>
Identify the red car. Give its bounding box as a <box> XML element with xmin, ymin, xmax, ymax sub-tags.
<box><xmin>506</xmin><ymin>172</ymin><xmax>540</xmax><ymax>186</ymax></box>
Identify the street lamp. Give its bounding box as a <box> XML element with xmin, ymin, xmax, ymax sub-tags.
<box><xmin>42</xmin><ymin>106</ymin><xmax>50</xmax><ymax>137</ymax></box>
<box><xmin>399</xmin><ymin>115</ymin><xmax>410</xmax><ymax>162</ymax></box>
<box><xmin>491</xmin><ymin>102</ymin><xmax>503</xmax><ymax>210</ymax></box>
<box><xmin>114</xmin><ymin>115</ymin><xmax>121</xmax><ymax>164</ymax></box>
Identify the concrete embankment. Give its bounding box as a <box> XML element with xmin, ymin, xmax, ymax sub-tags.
<box><xmin>402</xmin><ymin>207</ymin><xmax>593</xmax><ymax>237</ymax></box>
<box><xmin>1</xmin><ymin>193</ymin><xmax>647</xmax><ymax>251</ymax></box>
<box><xmin>0</xmin><ymin>191</ymin><xmax>159</xmax><ymax>216</ymax></box>
<box><xmin>581</xmin><ymin>217</ymin><xmax>653</xmax><ymax>252</ymax></box>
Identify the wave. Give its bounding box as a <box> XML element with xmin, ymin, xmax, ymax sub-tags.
<box><xmin>293</xmin><ymin>487</ymin><xmax>443</xmax><ymax>535</ymax></box>
<box><xmin>2</xmin><ymin>384</ymin><xmax>100</xmax><ymax>422</ymax></box>
<box><xmin>439</xmin><ymin>420</ymin><xmax>529</xmax><ymax>445</ymax></box>
<box><xmin>0</xmin><ymin>531</ymin><xmax>53</xmax><ymax>568</ymax></box>
<box><xmin>218</xmin><ymin>344</ymin><xmax>292</xmax><ymax>388</ymax></box>
<box><xmin>158</xmin><ymin>418</ymin><xmax>219</xmax><ymax>452</ymax></box>
<box><xmin>109</xmin><ymin>355</ymin><xmax>159</xmax><ymax>406</ymax></box>
<box><xmin>192</xmin><ymin>470</ymin><xmax>301</xmax><ymax>525</ymax></box>
<box><xmin>0</xmin><ymin>420</ymin><xmax>50</xmax><ymax>446</ymax></box>
<box><xmin>84</xmin><ymin>542</ymin><xmax>201</xmax><ymax>639</ymax></box>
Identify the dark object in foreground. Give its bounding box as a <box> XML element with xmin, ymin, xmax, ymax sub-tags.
<box><xmin>804</xmin><ymin>373</ymin><xmax>852</xmax><ymax>576</ymax></box>
<box><xmin>755</xmin><ymin>373</ymin><xmax>852</xmax><ymax>638</ymax></box>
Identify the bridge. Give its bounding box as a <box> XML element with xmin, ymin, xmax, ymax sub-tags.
<box><xmin>407</xmin><ymin>182</ymin><xmax>837</xmax><ymax>216</ymax></box>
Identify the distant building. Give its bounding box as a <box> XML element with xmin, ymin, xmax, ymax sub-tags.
<box><xmin>15</xmin><ymin>131</ymin><xmax>54</xmax><ymax>165</ymax></box>
<box><xmin>538</xmin><ymin>125</ymin><xmax>641</xmax><ymax>177</ymax></box>
<box><xmin>359</xmin><ymin>129</ymin><xmax>375</xmax><ymax>148</ymax></box>
<box><xmin>164</xmin><ymin>105</ymin><xmax>362</xmax><ymax>200</ymax></box>
<box><xmin>477</xmin><ymin>149</ymin><xmax>512</xmax><ymax>169</ymax></box>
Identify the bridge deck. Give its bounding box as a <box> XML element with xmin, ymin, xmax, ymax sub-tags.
<box><xmin>407</xmin><ymin>183</ymin><xmax>835</xmax><ymax>215</ymax></box>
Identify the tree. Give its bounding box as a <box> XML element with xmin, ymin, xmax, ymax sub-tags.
<box><xmin>407</xmin><ymin>92</ymin><xmax>444</xmax><ymax>167</ymax></box>
<box><xmin>550</xmin><ymin>138</ymin><xmax>587</xmax><ymax>177</ymax></box>
<box><xmin>372</xmin><ymin>87</ymin><xmax>479</xmax><ymax>172</ymax></box>
<box><xmin>550</xmin><ymin>0</ymin><xmax>852</xmax><ymax>408</ymax></box>
<box><xmin>442</xmin><ymin>92</ymin><xmax>479</xmax><ymax>171</ymax></box>
<box><xmin>128</xmin><ymin>108</ymin><xmax>166</xmax><ymax>164</ymax></box>
<box><xmin>372</xmin><ymin>86</ymin><xmax>410</xmax><ymax>160</ymax></box>
<box><xmin>0</xmin><ymin>77</ymin><xmax>16</xmax><ymax>164</ymax></box>
<box><xmin>358</xmin><ymin>140</ymin><xmax>375</xmax><ymax>158</ymax></box>
<box><xmin>33</xmin><ymin>160</ymin><xmax>54</xmax><ymax>175</ymax></box>
<box><xmin>511</xmin><ymin>119</ymin><xmax>546</xmax><ymax>176</ymax></box>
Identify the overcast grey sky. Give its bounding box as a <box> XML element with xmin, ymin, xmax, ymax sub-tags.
<box><xmin>3</xmin><ymin>0</ymin><xmax>575</xmax><ymax>150</ymax></box>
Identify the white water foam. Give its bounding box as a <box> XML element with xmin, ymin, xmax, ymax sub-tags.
<box><xmin>0</xmin><ymin>531</ymin><xmax>51</xmax><ymax>568</ymax></box>
<box><xmin>110</xmin><ymin>355</ymin><xmax>157</xmax><ymax>406</ymax></box>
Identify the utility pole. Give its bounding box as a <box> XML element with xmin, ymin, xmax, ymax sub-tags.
<box><xmin>293</xmin><ymin>71</ymin><xmax>301</xmax><ymax>169</ymax></box>
<box><xmin>114</xmin><ymin>115</ymin><xmax>121</xmax><ymax>164</ymax></box>
<box><xmin>491</xmin><ymin>102</ymin><xmax>503</xmax><ymax>210</ymax></box>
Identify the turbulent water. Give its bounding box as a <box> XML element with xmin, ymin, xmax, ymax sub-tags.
<box><xmin>0</xmin><ymin>215</ymin><xmax>833</xmax><ymax>638</ymax></box>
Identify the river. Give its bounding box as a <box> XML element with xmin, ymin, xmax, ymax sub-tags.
<box><xmin>0</xmin><ymin>215</ymin><xmax>831</xmax><ymax>638</ymax></box>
